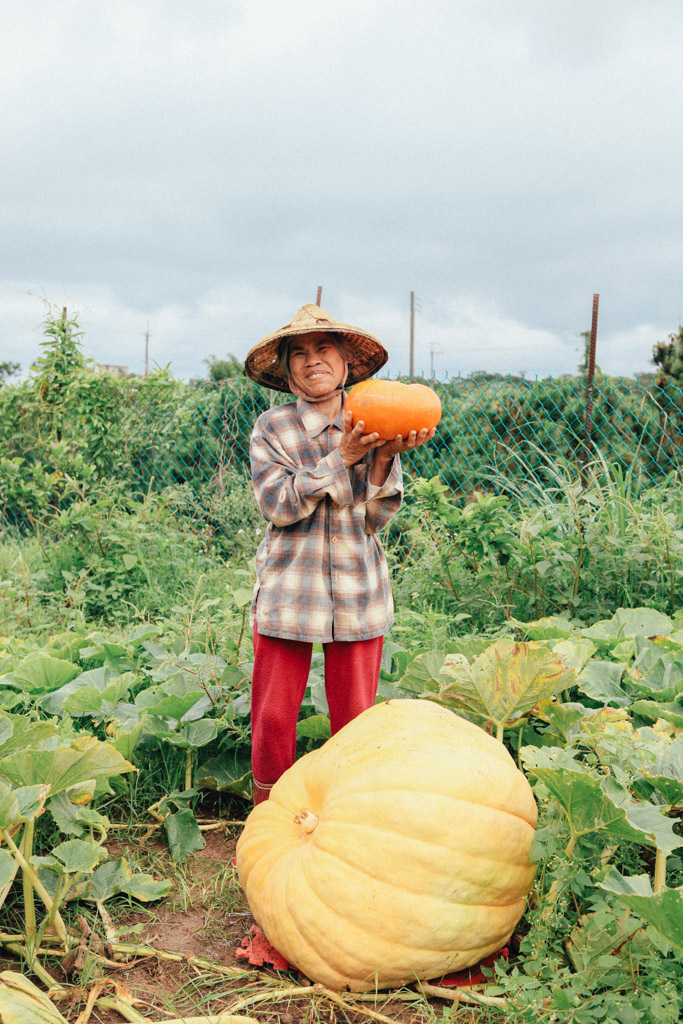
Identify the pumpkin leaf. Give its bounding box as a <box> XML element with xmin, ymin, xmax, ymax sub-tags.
<box><xmin>437</xmin><ymin>639</ymin><xmax>577</xmax><ymax>739</ymax></box>
<box><xmin>581</xmin><ymin>608</ymin><xmax>673</xmax><ymax>647</ymax></box>
<box><xmin>513</xmin><ymin>615</ymin><xmax>579</xmax><ymax>640</ymax></box>
<box><xmin>10</xmin><ymin>656</ymin><xmax>81</xmax><ymax>694</ymax></box>
<box><xmin>630</xmin><ymin>700</ymin><xmax>683</xmax><ymax>727</ymax></box>
<box><xmin>397</xmin><ymin>650</ymin><xmax>448</xmax><ymax>695</ymax></box>
<box><xmin>0</xmin><ymin>849</ymin><xmax>17</xmax><ymax>889</ymax></box>
<box><xmin>641</xmin><ymin>736</ymin><xmax>683</xmax><ymax>808</ymax></box>
<box><xmin>52</xmin><ymin>838</ymin><xmax>107</xmax><ymax>875</ymax></box>
<box><xmin>522</xmin><ymin>746</ymin><xmax>657</xmax><ymax>848</ymax></box>
<box><xmin>163</xmin><ymin>808</ymin><xmax>205</xmax><ymax>862</ymax></box>
<box><xmin>296</xmin><ymin>714</ymin><xmax>331</xmax><ymax>740</ymax></box>
<box><xmin>599</xmin><ymin>869</ymin><xmax>683</xmax><ymax>952</ymax></box>
<box><xmin>195</xmin><ymin>750</ymin><xmax>252</xmax><ymax>797</ymax></box>
<box><xmin>577</xmin><ymin>660</ymin><xmax>630</xmax><ymax>706</ymax></box>
<box><xmin>0</xmin><ymin>970</ymin><xmax>71</xmax><ymax>1024</ymax></box>
<box><xmin>534</xmin><ymin>699</ymin><xmax>591</xmax><ymax>742</ymax></box>
<box><xmin>0</xmin><ymin>737</ymin><xmax>136</xmax><ymax>795</ymax></box>
<box><xmin>72</xmin><ymin>857</ymin><xmax>171</xmax><ymax>903</ymax></box>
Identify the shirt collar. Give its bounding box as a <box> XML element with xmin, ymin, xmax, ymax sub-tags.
<box><xmin>297</xmin><ymin>395</ymin><xmax>345</xmax><ymax>437</ymax></box>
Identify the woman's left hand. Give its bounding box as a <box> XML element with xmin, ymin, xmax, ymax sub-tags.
<box><xmin>378</xmin><ymin>427</ymin><xmax>437</xmax><ymax>458</ymax></box>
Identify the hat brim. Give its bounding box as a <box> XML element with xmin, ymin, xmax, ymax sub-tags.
<box><xmin>245</xmin><ymin>310</ymin><xmax>389</xmax><ymax>393</ymax></box>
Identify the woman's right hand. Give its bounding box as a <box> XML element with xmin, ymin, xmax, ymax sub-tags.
<box><xmin>338</xmin><ymin>409</ymin><xmax>385</xmax><ymax>467</ymax></box>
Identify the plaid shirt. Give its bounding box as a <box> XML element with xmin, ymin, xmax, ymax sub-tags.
<box><xmin>249</xmin><ymin>397</ymin><xmax>403</xmax><ymax>643</ymax></box>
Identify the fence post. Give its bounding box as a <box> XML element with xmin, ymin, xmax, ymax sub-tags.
<box><xmin>581</xmin><ymin>293</ymin><xmax>600</xmax><ymax>485</ymax></box>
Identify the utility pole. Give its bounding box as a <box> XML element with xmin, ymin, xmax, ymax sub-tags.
<box><xmin>316</xmin><ymin>285</ymin><xmax>323</xmax><ymax>306</ymax></box>
<box><xmin>581</xmin><ymin>293</ymin><xmax>600</xmax><ymax>486</ymax></box>
<box><xmin>430</xmin><ymin>342</ymin><xmax>442</xmax><ymax>381</ymax></box>
<box><xmin>143</xmin><ymin>323</ymin><xmax>150</xmax><ymax>376</ymax></box>
<box><xmin>409</xmin><ymin>290</ymin><xmax>415</xmax><ymax>378</ymax></box>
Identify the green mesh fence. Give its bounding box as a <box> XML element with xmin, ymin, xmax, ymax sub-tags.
<box><xmin>2</xmin><ymin>372</ymin><xmax>683</xmax><ymax>532</ymax></box>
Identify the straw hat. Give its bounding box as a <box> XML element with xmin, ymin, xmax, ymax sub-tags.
<box><xmin>244</xmin><ymin>303</ymin><xmax>389</xmax><ymax>393</ymax></box>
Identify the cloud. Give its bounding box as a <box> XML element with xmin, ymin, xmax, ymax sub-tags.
<box><xmin>1</xmin><ymin>1</ymin><xmax>681</xmax><ymax>381</ymax></box>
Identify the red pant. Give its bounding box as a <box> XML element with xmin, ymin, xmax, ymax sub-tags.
<box><xmin>251</xmin><ymin>625</ymin><xmax>383</xmax><ymax>804</ymax></box>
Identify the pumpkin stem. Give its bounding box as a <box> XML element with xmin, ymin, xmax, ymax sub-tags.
<box><xmin>294</xmin><ymin>809</ymin><xmax>319</xmax><ymax>834</ymax></box>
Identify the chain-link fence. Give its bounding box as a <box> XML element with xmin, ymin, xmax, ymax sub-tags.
<box><xmin>116</xmin><ymin>373</ymin><xmax>683</xmax><ymax>496</ymax></box>
<box><xmin>2</xmin><ymin>372</ymin><xmax>683</xmax><ymax>531</ymax></box>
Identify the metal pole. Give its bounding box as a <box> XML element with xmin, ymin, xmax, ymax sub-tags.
<box><xmin>144</xmin><ymin>323</ymin><xmax>150</xmax><ymax>376</ymax></box>
<box><xmin>410</xmin><ymin>290</ymin><xmax>415</xmax><ymax>378</ymax></box>
<box><xmin>582</xmin><ymin>294</ymin><xmax>599</xmax><ymax>484</ymax></box>
<box><xmin>316</xmin><ymin>285</ymin><xmax>322</xmax><ymax>306</ymax></box>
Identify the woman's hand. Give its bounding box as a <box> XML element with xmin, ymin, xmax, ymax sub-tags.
<box><xmin>338</xmin><ymin>410</ymin><xmax>386</xmax><ymax>467</ymax></box>
<box><xmin>379</xmin><ymin>427</ymin><xmax>437</xmax><ymax>459</ymax></box>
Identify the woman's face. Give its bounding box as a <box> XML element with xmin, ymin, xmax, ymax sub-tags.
<box><xmin>287</xmin><ymin>333</ymin><xmax>346</xmax><ymax>397</ymax></box>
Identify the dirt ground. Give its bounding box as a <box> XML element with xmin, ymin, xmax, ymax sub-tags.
<box><xmin>7</xmin><ymin>822</ymin><xmax>486</xmax><ymax>1024</ymax></box>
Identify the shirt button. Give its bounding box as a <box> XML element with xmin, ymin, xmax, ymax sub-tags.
<box><xmin>332</xmin><ymin>501</ymin><xmax>338</xmax><ymax>508</ymax></box>
<box><xmin>332</xmin><ymin>536</ymin><xmax>338</xmax><ymax>543</ymax></box>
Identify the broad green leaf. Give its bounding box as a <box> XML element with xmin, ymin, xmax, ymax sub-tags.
<box><xmin>231</xmin><ymin>586</ymin><xmax>254</xmax><ymax>608</ymax></box>
<box><xmin>630</xmin><ymin>700</ymin><xmax>683</xmax><ymax>727</ymax></box>
<box><xmin>163</xmin><ymin>808</ymin><xmax>205</xmax><ymax>862</ymax></box>
<box><xmin>438</xmin><ymin>639</ymin><xmax>577</xmax><ymax>737</ymax></box>
<box><xmin>76</xmin><ymin>857</ymin><xmax>170</xmax><ymax>903</ymax></box>
<box><xmin>124</xmin><ymin>872</ymin><xmax>172</xmax><ymax>901</ymax></box>
<box><xmin>566</xmin><ymin>909</ymin><xmax>649</xmax><ymax>982</ymax></box>
<box><xmin>39</xmin><ymin>666</ymin><xmax>121</xmax><ymax>715</ymax></box>
<box><xmin>582</xmin><ymin>608</ymin><xmax>673</xmax><ymax>646</ymax></box>
<box><xmin>296</xmin><ymin>714</ymin><xmax>331</xmax><ymax>740</ymax></box>
<box><xmin>513</xmin><ymin>615</ymin><xmax>578</xmax><ymax>640</ymax></box>
<box><xmin>0</xmin><ymin>849</ymin><xmax>17</xmax><ymax>891</ymax></box>
<box><xmin>599</xmin><ymin>869</ymin><xmax>683</xmax><ymax>951</ymax></box>
<box><xmin>0</xmin><ymin>691</ymin><xmax>24</xmax><ymax>711</ymax></box>
<box><xmin>136</xmin><ymin>688</ymin><xmax>204</xmax><ymax>721</ymax></box>
<box><xmin>0</xmin><ymin>716</ymin><xmax>57</xmax><ymax>755</ymax></box>
<box><xmin>0</xmin><ymin>737</ymin><xmax>135</xmax><ymax>794</ymax></box>
<box><xmin>522</xmin><ymin>746</ymin><xmax>655</xmax><ymax>847</ymax></box>
<box><xmin>110</xmin><ymin>721</ymin><xmax>144</xmax><ymax>761</ymax></box>
<box><xmin>48</xmin><ymin>791</ymin><xmax>85</xmax><ymax>836</ymax></box>
<box><xmin>0</xmin><ymin>970</ymin><xmax>71</xmax><ymax>1024</ymax></box>
<box><xmin>52</xmin><ymin>838</ymin><xmax>106</xmax><ymax>874</ymax></box>
<box><xmin>163</xmin><ymin>718</ymin><xmax>218</xmax><ymax>749</ymax></box>
<box><xmin>601</xmin><ymin>777</ymin><xmax>682</xmax><ymax>856</ymax></box>
<box><xmin>15</xmin><ymin>785</ymin><xmax>50</xmax><ymax>822</ymax></box>
<box><xmin>0</xmin><ymin>781</ymin><xmax>47</xmax><ymax>828</ymax></box>
<box><xmin>0</xmin><ymin>717</ymin><xmax>12</xmax><ymax>748</ymax></box>
<box><xmin>577</xmin><ymin>660</ymin><xmax>629</xmax><ymax>705</ymax></box>
<box><xmin>641</xmin><ymin>735</ymin><xmax>683</xmax><ymax>807</ymax></box>
<box><xmin>551</xmin><ymin>638</ymin><xmax>597</xmax><ymax>674</ymax></box>
<box><xmin>196</xmin><ymin>750</ymin><xmax>252</xmax><ymax>797</ymax></box>
<box><xmin>89</xmin><ymin>858</ymin><xmax>131</xmax><ymax>900</ymax></box>
<box><xmin>0</xmin><ymin>782</ymin><xmax>20</xmax><ymax>829</ymax></box>
<box><xmin>142</xmin><ymin>716</ymin><xmax>175</xmax><ymax>740</ymax></box>
<box><xmin>62</xmin><ymin>686</ymin><xmax>106</xmax><ymax>715</ymax></box>
<box><xmin>398</xmin><ymin>649</ymin><xmax>448</xmax><ymax>695</ymax></box>
<box><xmin>627</xmin><ymin>651</ymin><xmax>683</xmax><ymax>703</ymax></box>
<box><xmin>534</xmin><ymin>699</ymin><xmax>590</xmax><ymax>742</ymax></box>
<box><xmin>12</xmin><ymin>656</ymin><xmax>81</xmax><ymax>694</ymax></box>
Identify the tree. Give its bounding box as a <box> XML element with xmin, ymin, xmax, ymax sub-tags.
<box><xmin>0</xmin><ymin>361</ymin><xmax>20</xmax><ymax>385</ymax></box>
<box><xmin>204</xmin><ymin>353</ymin><xmax>245</xmax><ymax>382</ymax></box>
<box><xmin>652</xmin><ymin>325</ymin><xmax>683</xmax><ymax>384</ymax></box>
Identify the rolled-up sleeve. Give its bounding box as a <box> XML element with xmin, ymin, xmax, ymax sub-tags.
<box><xmin>363</xmin><ymin>455</ymin><xmax>403</xmax><ymax>533</ymax></box>
<box><xmin>249</xmin><ymin>397</ymin><xmax>399</xmax><ymax>643</ymax></box>
<box><xmin>251</xmin><ymin>423</ymin><xmax>354</xmax><ymax>527</ymax></box>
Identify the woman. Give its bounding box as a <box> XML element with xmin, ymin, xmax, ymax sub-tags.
<box><xmin>244</xmin><ymin>303</ymin><xmax>435</xmax><ymax>803</ymax></box>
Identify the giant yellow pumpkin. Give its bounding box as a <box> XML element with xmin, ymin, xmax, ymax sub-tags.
<box><xmin>236</xmin><ymin>699</ymin><xmax>537</xmax><ymax>991</ymax></box>
<box><xmin>346</xmin><ymin>380</ymin><xmax>442</xmax><ymax>440</ymax></box>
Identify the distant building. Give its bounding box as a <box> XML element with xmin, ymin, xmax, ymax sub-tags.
<box><xmin>96</xmin><ymin>363</ymin><xmax>129</xmax><ymax>377</ymax></box>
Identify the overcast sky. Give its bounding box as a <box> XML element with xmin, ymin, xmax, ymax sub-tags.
<box><xmin>1</xmin><ymin>0</ymin><xmax>681</xmax><ymax>381</ymax></box>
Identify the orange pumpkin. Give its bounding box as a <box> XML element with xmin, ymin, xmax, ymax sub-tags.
<box><xmin>346</xmin><ymin>380</ymin><xmax>442</xmax><ymax>440</ymax></box>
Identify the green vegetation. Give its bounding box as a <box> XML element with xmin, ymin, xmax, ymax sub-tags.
<box><xmin>0</xmin><ymin>307</ymin><xmax>681</xmax><ymax>1021</ymax></box>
